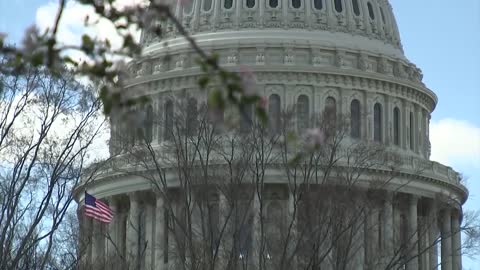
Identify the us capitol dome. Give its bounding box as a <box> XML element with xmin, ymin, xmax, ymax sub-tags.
<box><xmin>74</xmin><ymin>0</ymin><xmax>468</xmax><ymax>270</ymax></box>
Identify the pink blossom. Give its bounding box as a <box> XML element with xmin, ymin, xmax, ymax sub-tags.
<box><xmin>259</xmin><ymin>96</ymin><xmax>267</xmax><ymax>109</ymax></box>
<box><xmin>304</xmin><ymin>128</ymin><xmax>325</xmax><ymax>149</ymax></box>
<box><xmin>239</xmin><ymin>64</ymin><xmax>257</xmax><ymax>96</ymax></box>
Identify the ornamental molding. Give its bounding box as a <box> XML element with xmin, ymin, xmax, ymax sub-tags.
<box><xmin>124</xmin><ymin>68</ymin><xmax>436</xmax><ymax>112</ymax></box>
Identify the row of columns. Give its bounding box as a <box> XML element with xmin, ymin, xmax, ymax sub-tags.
<box><xmin>78</xmin><ymin>191</ymin><xmax>463</xmax><ymax>270</ymax></box>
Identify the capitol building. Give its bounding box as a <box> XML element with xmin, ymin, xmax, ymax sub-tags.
<box><xmin>74</xmin><ymin>0</ymin><xmax>468</xmax><ymax>269</ymax></box>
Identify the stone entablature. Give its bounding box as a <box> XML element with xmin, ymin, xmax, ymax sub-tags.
<box><xmin>142</xmin><ymin>0</ymin><xmax>402</xmax><ymax>50</ymax></box>
<box><xmin>78</xmin><ymin>147</ymin><xmax>467</xmax><ymax>204</ymax></box>
<box><xmin>129</xmin><ymin>46</ymin><xmax>424</xmax><ymax>88</ymax></box>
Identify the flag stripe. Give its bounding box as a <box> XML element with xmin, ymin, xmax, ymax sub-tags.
<box><xmin>84</xmin><ymin>192</ymin><xmax>113</xmax><ymax>224</ymax></box>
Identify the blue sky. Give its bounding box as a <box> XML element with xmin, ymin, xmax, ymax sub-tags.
<box><xmin>1</xmin><ymin>0</ymin><xmax>479</xmax><ymax>267</ymax></box>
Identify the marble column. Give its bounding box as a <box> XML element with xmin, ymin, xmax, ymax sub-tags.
<box><xmin>428</xmin><ymin>202</ymin><xmax>439</xmax><ymax>270</ymax></box>
<box><xmin>288</xmin><ymin>190</ymin><xmax>298</xmax><ymax>269</ymax></box>
<box><xmin>85</xmin><ymin>217</ymin><xmax>93</xmax><ymax>267</ymax></box>
<box><xmin>155</xmin><ymin>195</ymin><xmax>166</xmax><ymax>270</ymax></box>
<box><xmin>77</xmin><ymin>206</ymin><xmax>89</xmax><ymax>268</ymax></box>
<box><xmin>252</xmin><ymin>193</ymin><xmax>261</xmax><ymax>268</ymax></box>
<box><xmin>441</xmin><ymin>208</ymin><xmax>452</xmax><ymax>270</ymax></box>
<box><xmin>383</xmin><ymin>194</ymin><xmax>394</xmax><ymax>267</ymax></box>
<box><xmin>106</xmin><ymin>197</ymin><xmax>118</xmax><ymax>260</ymax></box>
<box><xmin>406</xmin><ymin>195</ymin><xmax>418</xmax><ymax>270</ymax></box>
<box><xmin>365</xmin><ymin>206</ymin><xmax>379</xmax><ymax>268</ymax></box>
<box><xmin>145</xmin><ymin>200</ymin><xmax>155</xmax><ymax>270</ymax></box>
<box><xmin>127</xmin><ymin>193</ymin><xmax>140</xmax><ymax>269</ymax></box>
<box><xmin>452</xmin><ymin>210</ymin><xmax>462</xmax><ymax>270</ymax></box>
<box><xmin>92</xmin><ymin>220</ymin><xmax>105</xmax><ymax>268</ymax></box>
<box><xmin>218</xmin><ymin>193</ymin><xmax>229</xmax><ymax>269</ymax></box>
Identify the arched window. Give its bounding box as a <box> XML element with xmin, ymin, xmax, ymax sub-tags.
<box><xmin>334</xmin><ymin>0</ymin><xmax>343</xmax><ymax>12</ymax></box>
<box><xmin>409</xmin><ymin>112</ymin><xmax>414</xmax><ymax>150</ymax></box>
<box><xmin>184</xmin><ymin>0</ymin><xmax>194</xmax><ymax>14</ymax></box>
<box><xmin>246</xmin><ymin>0</ymin><xmax>255</xmax><ymax>8</ymax></box>
<box><xmin>269</xmin><ymin>0</ymin><xmax>278</xmax><ymax>8</ymax></box>
<box><xmin>269</xmin><ymin>94</ymin><xmax>281</xmax><ymax>134</ymax></box>
<box><xmin>325</xmin><ymin>97</ymin><xmax>337</xmax><ymax>134</ymax></box>
<box><xmin>393</xmin><ymin>107</ymin><xmax>400</xmax><ymax>146</ymax></box>
<box><xmin>145</xmin><ymin>105</ymin><xmax>153</xmax><ymax>143</ymax></box>
<box><xmin>380</xmin><ymin>7</ymin><xmax>386</xmax><ymax>24</ymax></box>
<box><xmin>350</xmin><ymin>99</ymin><xmax>361</xmax><ymax>138</ymax></box>
<box><xmin>164</xmin><ymin>100</ymin><xmax>173</xmax><ymax>140</ymax></box>
<box><xmin>203</xmin><ymin>0</ymin><xmax>213</xmax><ymax>11</ymax></box>
<box><xmin>352</xmin><ymin>0</ymin><xmax>360</xmax><ymax>16</ymax></box>
<box><xmin>313</xmin><ymin>0</ymin><xmax>323</xmax><ymax>10</ymax></box>
<box><xmin>187</xmin><ymin>98</ymin><xmax>198</xmax><ymax>135</ymax></box>
<box><xmin>297</xmin><ymin>95</ymin><xmax>309</xmax><ymax>133</ymax></box>
<box><xmin>224</xmin><ymin>0</ymin><xmax>233</xmax><ymax>9</ymax></box>
<box><xmin>373</xmin><ymin>103</ymin><xmax>382</xmax><ymax>142</ymax></box>
<box><xmin>367</xmin><ymin>2</ymin><xmax>375</xmax><ymax>20</ymax></box>
<box><xmin>292</xmin><ymin>0</ymin><xmax>301</xmax><ymax>9</ymax></box>
<box><xmin>240</xmin><ymin>104</ymin><xmax>254</xmax><ymax>133</ymax></box>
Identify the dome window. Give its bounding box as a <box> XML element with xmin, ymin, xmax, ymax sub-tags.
<box><xmin>374</xmin><ymin>103</ymin><xmax>382</xmax><ymax>142</ymax></box>
<box><xmin>334</xmin><ymin>0</ymin><xmax>343</xmax><ymax>13</ymax></box>
<box><xmin>380</xmin><ymin>7</ymin><xmax>386</xmax><ymax>24</ymax></box>
<box><xmin>164</xmin><ymin>100</ymin><xmax>173</xmax><ymax>141</ymax></box>
<box><xmin>409</xmin><ymin>112</ymin><xmax>414</xmax><ymax>150</ymax></box>
<box><xmin>224</xmin><ymin>0</ymin><xmax>233</xmax><ymax>9</ymax></box>
<box><xmin>268</xmin><ymin>94</ymin><xmax>281</xmax><ymax>134</ymax></box>
<box><xmin>367</xmin><ymin>2</ymin><xmax>375</xmax><ymax>20</ymax></box>
<box><xmin>393</xmin><ymin>107</ymin><xmax>400</xmax><ymax>146</ymax></box>
<box><xmin>352</xmin><ymin>0</ymin><xmax>360</xmax><ymax>16</ymax></box>
<box><xmin>313</xmin><ymin>0</ymin><xmax>323</xmax><ymax>10</ymax></box>
<box><xmin>145</xmin><ymin>105</ymin><xmax>153</xmax><ymax>143</ymax></box>
<box><xmin>183</xmin><ymin>0</ymin><xmax>194</xmax><ymax>14</ymax></box>
<box><xmin>246</xmin><ymin>0</ymin><xmax>255</xmax><ymax>8</ymax></box>
<box><xmin>292</xmin><ymin>0</ymin><xmax>301</xmax><ymax>9</ymax></box>
<box><xmin>297</xmin><ymin>95</ymin><xmax>309</xmax><ymax>133</ymax></box>
<box><xmin>269</xmin><ymin>0</ymin><xmax>278</xmax><ymax>8</ymax></box>
<box><xmin>203</xmin><ymin>0</ymin><xmax>213</xmax><ymax>11</ymax></box>
<box><xmin>350</xmin><ymin>99</ymin><xmax>361</xmax><ymax>138</ymax></box>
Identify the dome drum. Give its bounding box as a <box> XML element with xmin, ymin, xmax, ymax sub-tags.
<box><xmin>75</xmin><ymin>1</ymin><xmax>467</xmax><ymax>269</ymax></box>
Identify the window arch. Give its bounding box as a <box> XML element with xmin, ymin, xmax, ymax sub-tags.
<box><xmin>184</xmin><ymin>0</ymin><xmax>194</xmax><ymax>14</ymax></box>
<box><xmin>325</xmin><ymin>97</ymin><xmax>337</xmax><ymax>133</ymax></box>
<box><xmin>292</xmin><ymin>0</ymin><xmax>301</xmax><ymax>8</ymax></box>
<box><xmin>393</xmin><ymin>107</ymin><xmax>400</xmax><ymax>146</ymax></box>
<box><xmin>203</xmin><ymin>0</ymin><xmax>213</xmax><ymax>11</ymax></box>
<box><xmin>367</xmin><ymin>2</ymin><xmax>375</xmax><ymax>20</ymax></box>
<box><xmin>269</xmin><ymin>94</ymin><xmax>281</xmax><ymax>134</ymax></box>
<box><xmin>313</xmin><ymin>0</ymin><xmax>323</xmax><ymax>10</ymax></box>
<box><xmin>352</xmin><ymin>0</ymin><xmax>360</xmax><ymax>16</ymax></box>
<box><xmin>269</xmin><ymin>0</ymin><xmax>278</xmax><ymax>8</ymax></box>
<box><xmin>187</xmin><ymin>98</ymin><xmax>198</xmax><ymax>135</ymax></box>
<box><xmin>409</xmin><ymin>112</ymin><xmax>414</xmax><ymax>150</ymax></box>
<box><xmin>164</xmin><ymin>100</ymin><xmax>173</xmax><ymax>141</ymax></box>
<box><xmin>145</xmin><ymin>105</ymin><xmax>153</xmax><ymax>143</ymax></box>
<box><xmin>334</xmin><ymin>0</ymin><xmax>343</xmax><ymax>12</ymax></box>
<box><xmin>380</xmin><ymin>7</ymin><xmax>386</xmax><ymax>24</ymax></box>
<box><xmin>246</xmin><ymin>0</ymin><xmax>255</xmax><ymax>8</ymax></box>
<box><xmin>297</xmin><ymin>95</ymin><xmax>309</xmax><ymax>133</ymax></box>
<box><xmin>350</xmin><ymin>99</ymin><xmax>361</xmax><ymax>138</ymax></box>
<box><xmin>373</xmin><ymin>103</ymin><xmax>382</xmax><ymax>142</ymax></box>
<box><xmin>224</xmin><ymin>0</ymin><xmax>233</xmax><ymax>9</ymax></box>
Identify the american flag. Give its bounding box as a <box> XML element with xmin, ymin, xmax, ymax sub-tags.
<box><xmin>84</xmin><ymin>192</ymin><xmax>113</xmax><ymax>223</ymax></box>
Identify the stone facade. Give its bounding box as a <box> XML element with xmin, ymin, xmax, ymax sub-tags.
<box><xmin>74</xmin><ymin>0</ymin><xmax>467</xmax><ymax>270</ymax></box>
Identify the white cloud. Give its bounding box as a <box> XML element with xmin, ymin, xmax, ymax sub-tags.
<box><xmin>35</xmin><ymin>0</ymin><xmax>144</xmax><ymax>59</ymax></box>
<box><xmin>430</xmin><ymin>118</ymin><xmax>480</xmax><ymax>168</ymax></box>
